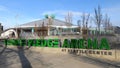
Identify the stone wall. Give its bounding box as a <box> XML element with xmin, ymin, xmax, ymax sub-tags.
<box><xmin>29</xmin><ymin>47</ymin><xmax>120</xmax><ymax>62</ymax></box>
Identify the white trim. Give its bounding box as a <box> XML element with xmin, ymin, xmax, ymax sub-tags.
<box><xmin>16</xmin><ymin>25</ymin><xmax>79</xmax><ymax>28</ymax></box>
<box><xmin>49</xmin><ymin>25</ymin><xmax>79</xmax><ymax>28</ymax></box>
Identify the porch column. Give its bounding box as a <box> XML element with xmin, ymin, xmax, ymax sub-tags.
<box><xmin>48</xmin><ymin>27</ymin><xmax>50</xmax><ymax>36</ymax></box>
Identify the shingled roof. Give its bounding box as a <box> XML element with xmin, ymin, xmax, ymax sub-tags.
<box><xmin>17</xmin><ymin>19</ymin><xmax>74</xmax><ymax>28</ymax></box>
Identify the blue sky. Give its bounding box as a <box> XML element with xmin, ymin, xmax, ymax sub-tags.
<box><xmin>0</xmin><ymin>0</ymin><xmax>120</xmax><ymax>29</ymax></box>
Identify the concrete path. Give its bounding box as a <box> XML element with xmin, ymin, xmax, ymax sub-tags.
<box><xmin>0</xmin><ymin>47</ymin><xmax>119</xmax><ymax>68</ymax></box>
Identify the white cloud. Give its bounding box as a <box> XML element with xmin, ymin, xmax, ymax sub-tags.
<box><xmin>41</xmin><ymin>10</ymin><xmax>92</xmax><ymax>26</ymax></box>
<box><xmin>41</xmin><ymin>10</ymin><xmax>89</xmax><ymax>17</ymax></box>
<box><xmin>0</xmin><ymin>5</ymin><xmax>8</xmax><ymax>11</ymax></box>
<box><xmin>102</xmin><ymin>5</ymin><xmax>120</xmax><ymax>26</ymax></box>
<box><xmin>103</xmin><ymin>6</ymin><xmax>120</xmax><ymax>13</ymax></box>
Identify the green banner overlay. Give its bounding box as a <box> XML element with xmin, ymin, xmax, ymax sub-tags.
<box><xmin>4</xmin><ymin>38</ymin><xmax>110</xmax><ymax>50</ymax></box>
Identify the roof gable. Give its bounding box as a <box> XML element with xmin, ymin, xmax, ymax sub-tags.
<box><xmin>17</xmin><ymin>19</ymin><xmax>74</xmax><ymax>28</ymax></box>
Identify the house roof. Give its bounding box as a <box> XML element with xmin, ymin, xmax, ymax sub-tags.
<box><xmin>16</xmin><ymin>19</ymin><xmax>74</xmax><ymax>28</ymax></box>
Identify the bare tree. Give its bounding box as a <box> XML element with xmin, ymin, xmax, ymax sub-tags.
<box><xmin>85</xmin><ymin>14</ymin><xmax>90</xmax><ymax>28</ymax></box>
<box><xmin>44</xmin><ymin>14</ymin><xmax>55</xmax><ymax>36</ymax></box>
<box><xmin>65</xmin><ymin>12</ymin><xmax>73</xmax><ymax>26</ymax></box>
<box><xmin>64</xmin><ymin>12</ymin><xmax>73</xmax><ymax>35</ymax></box>
<box><xmin>77</xmin><ymin>20</ymin><xmax>81</xmax><ymax>27</ymax></box>
<box><xmin>94</xmin><ymin>6</ymin><xmax>102</xmax><ymax>35</ymax></box>
<box><xmin>77</xmin><ymin>20</ymin><xmax>81</xmax><ymax>33</ymax></box>
<box><xmin>82</xmin><ymin>13</ymin><xmax>85</xmax><ymax>28</ymax></box>
<box><xmin>80</xmin><ymin>13</ymin><xmax>90</xmax><ymax>39</ymax></box>
<box><xmin>103</xmin><ymin>14</ymin><xmax>113</xmax><ymax>34</ymax></box>
<box><xmin>81</xmin><ymin>13</ymin><xmax>90</xmax><ymax>29</ymax></box>
<box><xmin>103</xmin><ymin>14</ymin><xmax>110</xmax><ymax>33</ymax></box>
